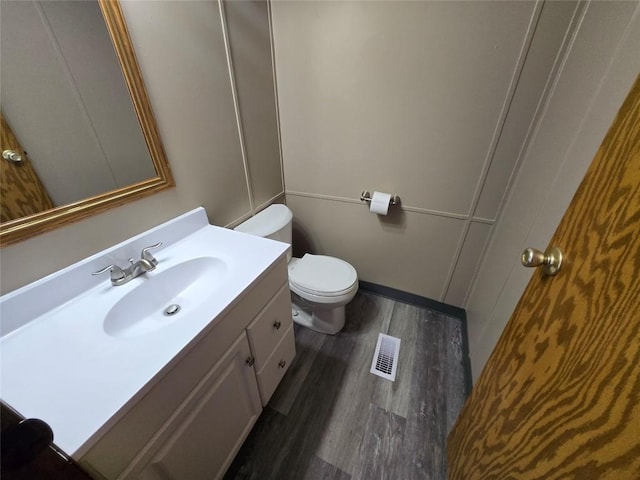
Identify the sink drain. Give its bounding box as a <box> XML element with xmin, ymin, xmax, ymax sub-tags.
<box><xmin>164</xmin><ymin>304</ymin><xmax>181</xmax><ymax>316</ymax></box>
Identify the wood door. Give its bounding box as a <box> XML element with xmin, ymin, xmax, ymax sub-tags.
<box><xmin>0</xmin><ymin>114</ymin><xmax>54</xmax><ymax>222</ymax></box>
<box><xmin>447</xmin><ymin>75</ymin><xmax>640</xmax><ymax>478</ymax></box>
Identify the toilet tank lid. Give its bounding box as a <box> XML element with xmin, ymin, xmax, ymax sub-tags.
<box><xmin>234</xmin><ymin>204</ymin><xmax>292</xmax><ymax>237</ymax></box>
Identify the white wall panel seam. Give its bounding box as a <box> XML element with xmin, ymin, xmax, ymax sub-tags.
<box><xmin>267</xmin><ymin>0</ymin><xmax>286</xmax><ymax>200</ymax></box>
<box><xmin>439</xmin><ymin>1</ymin><xmax>544</xmax><ymax>303</ymax></box>
<box><xmin>35</xmin><ymin>1</ymin><xmax>118</xmax><ymax>188</ymax></box>
<box><xmin>461</xmin><ymin>224</ymin><xmax>495</xmax><ymax>307</ymax></box>
<box><xmin>224</xmin><ymin>193</ymin><xmax>286</xmax><ymax>230</ymax></box>
<box><xmin>470</xmin><ymin>217</ymin><xmax>495</xmax><ymax>225</ymax></box>
<box><xmin>253</xmin><ymin>192</ymin><xmax>286</xmax><ymax>216</ymax></box>
<box><xmin>439</xmin><ymin>224</ymin><xmax>473</xmax><ymax>301</ymax></box>
<box><xmin>463</xmin><ymin>1</ymin><xmax>591</xmax><ymax>311</ymax></box>
<box><xmin>218</xmin><ymin>0</ymin><xmax>254</xmax><ymax>214</ymax></box>
<box><xmin>465</xmin><ymin>1</ymin><xmax>544</xmax><ymax>221</ymax></box>
<box><xmin>462</xmin><ymin>1</ymin><xmax>586</xmax><ymax>309</ymax></box>
<box><xmin>516</xmin><ymin>0</ymin><xmax>639</xmax><ymax>257</ymax></box>
<box><xmin>468</xmin><ymin>2</ymin><xmax>640</xmax><ymax>379</ymax></box>
<box><xmin>285</xmin><ymin>190</ymin><xmax>470</xmax><ymax>221</ymax></box>
<box><xmin>485</xmin><ymin>1</ymin><xmax>586</xmax><ymax>243</ymax></box>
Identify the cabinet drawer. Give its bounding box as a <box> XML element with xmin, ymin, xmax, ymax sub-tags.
<box><xmin>255</xmin><ymin>324</ymin><xmax>295</xmax><ymax>405</ymax></box>
<box><xmin>246</xmin><ymin>284</ymin><xmax>292</xmax><ymax>371</ymax></box>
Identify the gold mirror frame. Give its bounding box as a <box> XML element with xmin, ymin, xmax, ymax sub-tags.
<box><xmin>0</xmin><ymin>0</ymin><xmax>174</xmax><ymax>247</ymax></box>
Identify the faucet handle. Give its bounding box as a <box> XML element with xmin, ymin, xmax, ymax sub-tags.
<box><xmin>141</xmin><ymin>242</ymin><xmax>163</xmax><ymax>266</ymax></box>
<box><xmin>92</xmin><ymin>264</ymin><xmax>126</xmax><ymax>282</ymax></box>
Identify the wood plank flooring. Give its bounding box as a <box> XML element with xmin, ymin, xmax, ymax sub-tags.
<box><xmin>224</xmin><ymin>291</ymin><xmax>470</xmax><ymax>480</ymax></box>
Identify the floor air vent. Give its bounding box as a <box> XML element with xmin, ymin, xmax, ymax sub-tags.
<box><xmin>370</xmin><ymin>333</ymin><xmax>401</xmax><ymax>381</ymax></box>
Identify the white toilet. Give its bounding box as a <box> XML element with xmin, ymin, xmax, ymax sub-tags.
<box><xmin>234</xmin><ymin>204</ymin><xmax>358</xmax><ymax>334</ymax></box>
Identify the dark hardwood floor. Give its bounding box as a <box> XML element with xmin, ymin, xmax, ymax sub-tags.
<box><xmin>224</xmin><ymin>291</ymin><xmax>470</xmax><ymax>480</ymax></box>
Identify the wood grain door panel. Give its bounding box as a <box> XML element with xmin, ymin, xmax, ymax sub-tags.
<box><xmin>1</xmin><ymin>114</ymin><xmax>54</xmax><ymax>222</ymax></box>
<box><xmin>447</xmin><ymin>76</ymin><xmax>640</xmax><ymax>478</ymax></box>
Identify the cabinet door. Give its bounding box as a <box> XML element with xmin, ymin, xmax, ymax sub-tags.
<box><xmin>128</xmin><ymin>334</ymin><xmax>261</xmax><ymax>480</ymax></box>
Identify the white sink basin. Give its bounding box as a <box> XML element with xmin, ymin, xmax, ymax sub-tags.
<box><xmin>103</xmin><ymin>257</ymin><xmax>228</xmax><ymax>338</ymax></box>
<box><xmin>0</xmin><ymin>207</ymin><xmax>290</xmax><ymax>457</ymax></box>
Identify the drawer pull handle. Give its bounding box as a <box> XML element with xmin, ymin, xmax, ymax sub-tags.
<box><xmin>278</xmin><ymin>359</ymin><xmax>287</xmax><ymax>369</ymax></box>
<box><xmin>246</xmin><ymin>356</ymin><xmax>255</xmax><ymax>367</ymax></box>
<box><xmin>273</xmin><ymin>320</ymin><xmax>282</xmax><ymax>330</ymax></box>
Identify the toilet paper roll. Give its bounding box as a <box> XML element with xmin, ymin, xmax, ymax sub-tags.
<box><xmin>370</xmin><ymin>191</ymin><xmax>392</xmax><ymax>215</ymax></box>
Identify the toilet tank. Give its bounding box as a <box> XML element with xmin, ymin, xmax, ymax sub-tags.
<box><xmin>234</xmin><ymin>204</ymin><xmax>293</xmax><ymax>258</ymax></box>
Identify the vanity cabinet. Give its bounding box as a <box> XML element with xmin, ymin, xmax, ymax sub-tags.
<box><xmin>79</xmin><ymin>258</ymin><xmax>294</xmax><ymax>480</ymax></box>
<box><xmin>124</xmin><ymin>333</ymin><xmax>261</xmax><ymax>479</ymax></box>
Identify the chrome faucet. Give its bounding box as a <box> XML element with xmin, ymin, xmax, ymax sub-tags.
<box><xmin>92</xmin><ymin>242</ymin><xmax>162</xmax><ymax>286</ymax></box>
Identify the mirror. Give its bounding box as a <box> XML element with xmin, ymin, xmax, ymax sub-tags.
<box><xmin>0</xmin><ymin>0</ymin><xmax>174</xmax><ymax>247</ymax></box>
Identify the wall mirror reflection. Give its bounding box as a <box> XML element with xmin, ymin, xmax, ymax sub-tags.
<box><xmin>0</xmin><ymin>0</ymin><xmax>174</xmax><ymax>246</ymax></box>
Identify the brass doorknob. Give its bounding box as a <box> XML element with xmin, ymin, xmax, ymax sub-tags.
<box><xmin>521</xmin><ymin>247</ymin><xmax>563</xmax><ymax>276</ymax></box>
<box><xmin>2</xmin><ymin>150</ymin><xmax>22</xmax><ymax>163</ymax></box>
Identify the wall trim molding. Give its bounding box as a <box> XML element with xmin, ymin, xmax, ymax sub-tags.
<box><xmin>440</xmin><ymin>1</ymin><xmax>545</xmax><ymax>303</ymax></box>
<box><xmin>255</xmin><ymin>191</ymin><xmax>285</xmax><ymax>213</ymax></box>
<box><xmin>286</xmin><ymin>190</ymin><xmax>481</xmax><ymax>222</ymax></box>
<box><xmin>464</xmin><ymin>1</ymin><xmax>589</xmax><ymax>310</ymax></box>
<box><xmin>470</xmin><ymin>216</ymin><xmax>494</xmax><ymax>225</ymax></box>
<box><xmin>218</xmin><ymin>0</ymin><xmax>254</xmax><ymax>213</ymax></box>
<box><xmin>267</xmin><ymin>0</ymin><xmax>287</xmax><ymax>197</ymax></box>
<box><xmin>224</xmin><ymin>191</ymin><xmax>285</xmax><ymax>229</ymax></box>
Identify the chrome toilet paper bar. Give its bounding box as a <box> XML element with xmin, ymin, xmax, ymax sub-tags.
<box><xmin>360</xmin><ymin>191</ymin><xmax>399</xmax><ymax>205</ymax></box>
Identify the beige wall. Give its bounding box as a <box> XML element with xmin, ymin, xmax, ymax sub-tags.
<box><xmin>0</xmin><ymin>0</ymin><xmax>282</xmax><ymax>294</ymax></box>
<box><xmin>224</xmin><ymin>0</ymin><xmax>283</xmax><ymax>210</ymax></box>
<box><xmin>466</xmin><ymin>1</ymin><xmax>640</xmax><ymax>380</ymax></box>
<box><xmin>3</xmin><ymin>0</ymin><xmax>637</xmax><ymax>396</ymax></box>
<box><xmin>273</xmin><ymin>1</ymin><xmax>578</xmax><ymax>305</ymax></box>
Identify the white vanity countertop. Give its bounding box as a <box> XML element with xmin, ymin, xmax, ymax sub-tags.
<box><xmin>0</xmin><ymin>208</ymin><xmax>289</xmax><ymax>457</ymax></box>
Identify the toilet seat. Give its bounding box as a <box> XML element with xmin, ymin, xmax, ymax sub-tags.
<box><xmin>288</xmin><ymin>254</ymin><xmax>358</xmax><ymax>298</ymax></box>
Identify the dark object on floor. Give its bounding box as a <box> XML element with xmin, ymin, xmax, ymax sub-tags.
<box><xmin>1</xmin><ymin>403</ymin><xmax>92</xmax><ymax>480</ymax></box>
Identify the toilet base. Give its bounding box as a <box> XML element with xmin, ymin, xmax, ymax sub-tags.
<box><xmin>291</xmin><ymin>298</ymin><xmax>345</xmax><ymax>335</ymax></box>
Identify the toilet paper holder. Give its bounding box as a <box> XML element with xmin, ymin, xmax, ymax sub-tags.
<box><xmin>360</xmin><ymin>191</ymin><xmax>399</xmax><ymax>206</ymax></box>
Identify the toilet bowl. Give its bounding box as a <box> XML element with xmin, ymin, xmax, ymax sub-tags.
<box><xmin>234</xmin><ymin>204</ymin><xmax>358</xmax><ymax>334</ymax></box>
<box><xmin>288</xmin><ymin>254</ymin><xmax>358</xmax><ymax>334</ymax></box>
